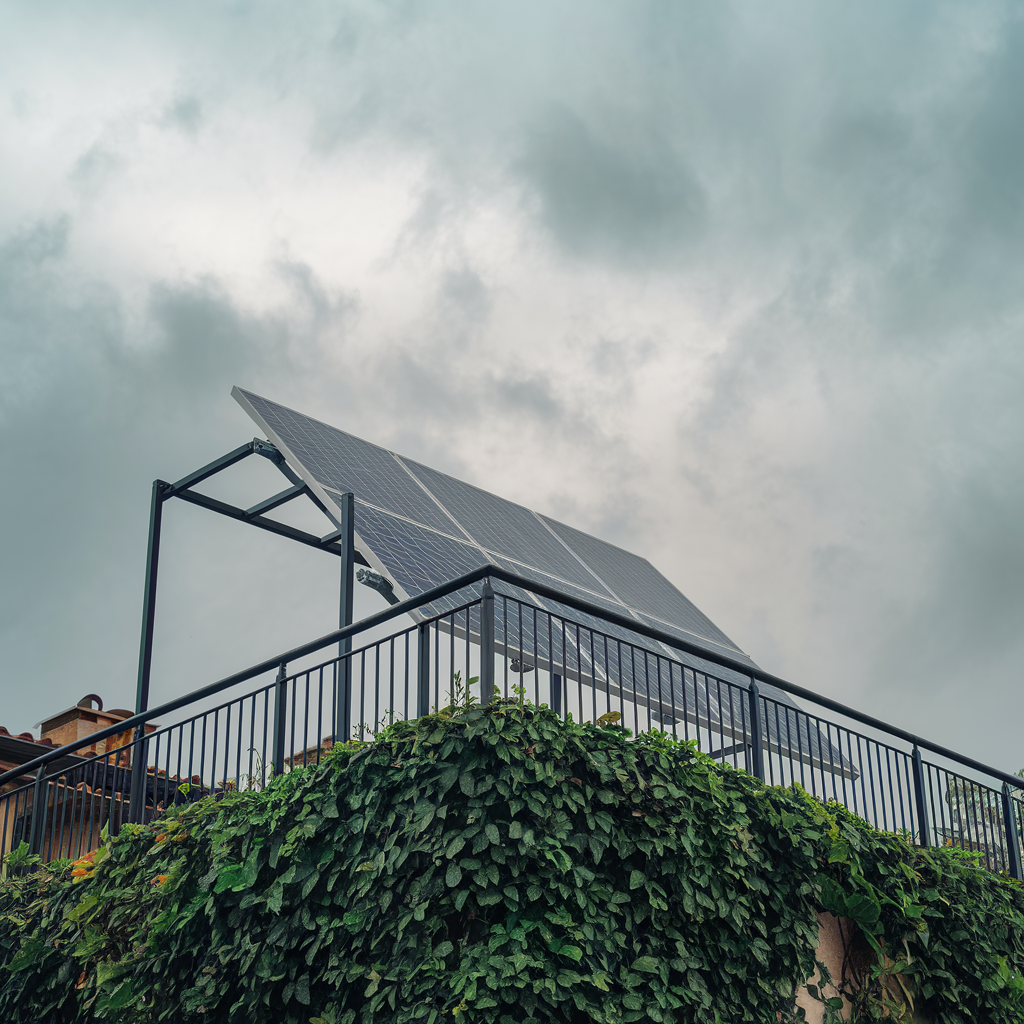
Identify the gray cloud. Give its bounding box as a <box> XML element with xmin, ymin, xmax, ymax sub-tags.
<box><xmin>2</xmin><ymin>0</ymin><xmax>1023</xmax><ymax>774</ymax></box>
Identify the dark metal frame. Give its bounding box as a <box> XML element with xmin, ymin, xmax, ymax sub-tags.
<box><xmin>133</xmin><ymin>439</ymin><xmax>370</xmax><ymax>717</ymax></box>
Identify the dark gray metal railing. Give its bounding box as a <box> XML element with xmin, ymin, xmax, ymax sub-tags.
<box><xmin>2</xmin><ymin>565</ymin><xmax>1022</xmax><ymax>879</ymax></box>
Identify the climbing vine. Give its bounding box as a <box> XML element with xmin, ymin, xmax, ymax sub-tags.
<box><xmin>1</xmin><ymin>698</ymin><xmax>1022</xmax><ymax>1022</ymax></box>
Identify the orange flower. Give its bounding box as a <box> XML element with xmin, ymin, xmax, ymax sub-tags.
<box><xmin>151</xmin><ymin>874</ymin><xmax>170</xmax><ymax>886</ymax></box>
<box><xmin>155</xmin><ymin>833</ymin><xmax>168</xmax><ymax>842</ymax></box>
<box><xmin>70</xmin><ymin>868</ymin><xmax>90</xmax><ymax>878</ymax></box>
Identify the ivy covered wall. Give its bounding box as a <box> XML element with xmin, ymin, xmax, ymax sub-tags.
<box><xmin>2</xmin><ymin>700</ymin><xmax>1022</xmax><ymax>1022</ymax></box>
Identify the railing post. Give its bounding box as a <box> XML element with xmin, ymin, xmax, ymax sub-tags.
<box><xmin>336</xmin><ymin>492</ymin><xmax>354</xmax><ymax>743</ymax></box>
<box><xmin>127</xmin><ymin>726</ymin><xmax>149</xmax><ymax>824</ymax></box>
<box><xmin>747</xmin><ymin>680</ymin><xmax>765</xmax><ymax>781</ymax></box>
<box><xmin>1001</xmin><ymin>784</ymin><xmax>1023</xmax><ymax>880</ymax></box>
<box><xmin>912</xmin><ymin>746</ymin><xmax>932</xmax><ymax>847</ymax></box>
<box><xmin>416</xmin><ymin>622</ymin><xmax>431</xmax><ymax>718</ymax></box>
<box><xmin>551</xmin><ymin>673</ymin><xmax>563</xmax><ymax>716</ymax></box>
<box><xmin>479</xmin><ymin>581</ymin><xmax>495</xmax><ymax>700</ymax></box>
<box><xmin>273</xmin><ymin>663</ymin><xmax>288</xmax><ymax>776</ymax></box>
<box><xmin>28</xmin><ymin>766</ymin><xmax>47</xmax><ymax>858</ymax></box>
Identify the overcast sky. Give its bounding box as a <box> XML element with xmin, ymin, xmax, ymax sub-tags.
<box><xmin>2</xmin><ymin>1</ymin><xmax>1022</xmax><ymax>773</ymax></box>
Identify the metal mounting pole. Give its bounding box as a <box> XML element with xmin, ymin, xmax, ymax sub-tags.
<box><xmin>135</xmin><ymin>480</ymin><xmax>166</xmax><ymax>715</ymax></box>
<box><xmin>336</xmin><ymin>493</ymin><xmax>355</xmax><ymax>743</ymax></box>
<box><xmin>912</xmin><ymin>746</ymin><xmax>932</xmax><ymax>847</ymax></box>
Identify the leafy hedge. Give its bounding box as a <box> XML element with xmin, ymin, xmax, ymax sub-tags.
<box><xmin>1</xmin><ymin>699</ymin><xmax>1022</xmax><ymax>1023</ymax></box>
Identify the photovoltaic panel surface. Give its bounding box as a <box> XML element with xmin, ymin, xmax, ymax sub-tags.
<box><xmin>233</xmin><ymin>386</ymin><xmax>754</xmax><ymax>666</ymax></box>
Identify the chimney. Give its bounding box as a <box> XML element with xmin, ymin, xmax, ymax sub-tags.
<box><xmin>38</xmin><ymin>695</ymin><xmax>156</xmax><ymax>762</ymax></box>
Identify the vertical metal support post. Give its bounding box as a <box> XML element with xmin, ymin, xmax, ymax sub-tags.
<box><xmin>135</xmin><ymin>481</ymin><xmax>166</xmax><ymax>715</ymax></box>
<box><xmin>272</xmin><ymin>663</ymin><xmax>288</xmax><ymax>776</ymax></box>
<box><xmin>551</xmin><ymin>673</ymin><xmax>563</xmax><ymax>716</ymax></box>
<box><xmin>1001</xmin><ymin>784</ymin><xmax>1023</xmax><ymax>880</ymax></box>
<box><xmin>127</xmin><ymin>726</ymin><xmax>149</xmax><ymax>825</ymax></box>
<box><xmin>336</xmin><ymin>492</ymin><xmax>355</xmax><ymax>743</ymax></box>
<box><xmin>912</xmin><ymin>746</ymin><xmax>932</xmax><ymax>847</ymax></box>
<box><xmin>480</xmin><ymin>581</ymin><xmax>495</xmax><ymax>700</ymax></box>
<box><xmin>747</xmin><ymin>680</ymin><xmax>765</xmax><ymax>781</ymax></box>
<box><xmin>416</xmin><ymin>622</ymin><xmax>431</xmax><ymax>718</ymax></box>
<box><xmin>28</xmin><ymin>766</ymin><xmax>47</xmax><ymax>857</ymax></box>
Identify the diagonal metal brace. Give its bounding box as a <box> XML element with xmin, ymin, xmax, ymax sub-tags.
<box><xmin>245</xmin><ymin>482</ymin><xmax>308</xmax><ymax>518</ymax></box>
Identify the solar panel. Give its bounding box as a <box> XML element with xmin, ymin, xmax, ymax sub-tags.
<box><xmin>233</xmin><ymin>387</ymin><xmax>753</xmax><ymax>662</ymax></box>
<box><xmin>231</xmin><ymin>387</ymin><xmax>850</xmax><ymax>772</ymax></box>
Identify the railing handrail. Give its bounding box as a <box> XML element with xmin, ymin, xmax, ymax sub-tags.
<box><xmin>0</xmin><ymin>567</ymin><xmax>489</xmax><ymax>787</ymax></box>
<box><xmin>4</xmin><ymin>563</ymin><xmax>1022</xmax><ymax>794</ymax></box>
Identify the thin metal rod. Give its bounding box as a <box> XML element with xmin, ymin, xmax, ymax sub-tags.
<box><xmin>1003</xmin><ymin>785</ymin><xmax>1023</xmax><ymax>880</ymax></box>
<box><xmin>163</xmin><ymin>441</ymin><xmax>255</xmax><ymax>498</ymax></box>
<box><xmin>28</xmin><ymin>767</ymin><xmax>47</xmax><ymax>856</ymax></box>
<box><xmin>172</xmin><ymin>487</ymin><xmax>360</xmax><ymax>559</ymax></box>
<box><xmin>336</xmin><ymin>492</ymin><xmax>355</xmax><ymax>742</ymax></box>
<box><xmin>747</xmin><ymin>680</ymin><xmax>765</xmax><ymax>782</ymax></box>
<box><xmin>272</xmin><ymin>663</ymin><xmax>287</xmax><ymax>776</ymax></box>
<box><xmin>135</xmin><ymin>480</ymin><xmax>166</xmax><ymax>715</ymax></box>
<box><xmin>480</xmin><ymin>581</ymin><xmax>495</xmax><ymax>697</ymax></box>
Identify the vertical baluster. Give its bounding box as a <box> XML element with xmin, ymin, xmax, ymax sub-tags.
<box><xmin>417</xmin><ymin>621</ymin><xmax>430</xmax><ymax>718</ymax></box>
<box><xmin>480</xmin><ymin>581</ymin><xmax>495</xmax><ymax>698</ymax></box>
<box><xmin>272</xmin><ymin>663</ymin><xmax>288</xmax><ymax>776</ymax></box>
<box><xmin>1005</xmin><ymin>786</ymin><xmax>1024</xmax><ymax>881</ymax></box>
<box><xmin>747</xmin><ymin>681</ymin><xmax>764</xmax><ymax>782</ymax></box>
